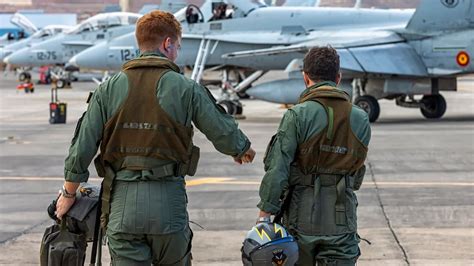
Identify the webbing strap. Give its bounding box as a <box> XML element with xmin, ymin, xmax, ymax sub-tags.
<box><xmin>326</xmin><ymin>106</ymin><xmax>334</xmax><ymax>140</ymax></box>
<box><xmin>313</xmin><ymin>176</ymin><xmax>321</xmax><ymax>200</ymax></box>
<box><xmin>150</xmin><ymin>163</ymin><xmax>180</xmax><ymax>178</ymax></box>
<box><xmin>100</xmin><ymin>165</ymin><xmax>116</xmax><ymax>229</ymax></box>
<box><xmin>335</xmin><ymin>176</ymin><xmax>346</xmax><ymax>225</ymax></box>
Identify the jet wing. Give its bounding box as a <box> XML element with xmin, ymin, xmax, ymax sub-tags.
<box><xmin>182</xmin><ymin>32</ymin><xmax>312</xmax><ymax>45</ymax></box>
<box><xmin>222</xmin><ymin>30</ymin><xmax>428</xmax><ymax>76</ymax></box>
<box><xmin>222</xmin><ymin>30</ymin><xmax>404</xmax><ymax>57</ymax></box>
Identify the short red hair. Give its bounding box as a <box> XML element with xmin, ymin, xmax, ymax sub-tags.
<box><xmin>135</xmin><ymin>10</ymin><xmax>182</xmax><ymax>51</ymax></box>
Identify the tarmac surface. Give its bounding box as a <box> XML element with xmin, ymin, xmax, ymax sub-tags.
<box><xmin>0</xmin><ymin>73</ymin><xmax>473</xmax><ymax>265</ymax></box>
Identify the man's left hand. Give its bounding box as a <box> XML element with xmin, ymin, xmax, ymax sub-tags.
<box><xmin>55</xmin><ymin>194</ymin><xmax>76</xmax><ymax>220</ymax></box>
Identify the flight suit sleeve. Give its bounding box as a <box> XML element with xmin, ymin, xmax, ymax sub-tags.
<box><xmin>64</xmin><ymin>87</ymin><xmax>107</xmax><ymax>183</ymax></box>
<box><xmin>257</xmin><ymin>110</ymin><xmax>298</xmax><ymax>214</ymax></box>
<box><xmin>191</xmin><ymin>83</ymin><xmax>250</xmax><ymax>158</ymax></box>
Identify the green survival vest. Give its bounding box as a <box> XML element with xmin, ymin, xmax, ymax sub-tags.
<box><xmin>285</xmin><ymin>86</ymin><xmax>368</xmax><ymax>236</ymax></box>
<box><xmin>95</xmin><ymin>57</ymin><xmax>200</xmax><ymax>228</ymax></box>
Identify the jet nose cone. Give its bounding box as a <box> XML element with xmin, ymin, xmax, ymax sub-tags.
<box><xmin>0</xmin><ymin>49</ymin><xmax>13</xmax><ymax>61</ymax></box>
<box><xmin>68</xmin><ymin>55</ymin><xmax>78</xmax><ymax>67</ymax></box>
<box><xmin>71</xmin><ymin>43</ymin><xmax>109</xmax><ymax>70</ymax></box>
<box><xmin>4</xmin><ymin>48</ymin><xmax>32</xmax><ymax>66</ymax></box>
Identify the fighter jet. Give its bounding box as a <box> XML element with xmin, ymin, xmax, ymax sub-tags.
<box><xmin>4</xmin><ymin>12</ymin><xmax>141</xmax><ymax>87</ymax></box>
<box><xmin>0</xmin><ymin>13</ymin><xmax>38</xmax><ymax>48</ymax></box>
<box><xmin>224</xmin><ymin>0</ymin><xmax>474</xmax><ymax>122</ymax></box>
<box><xmin>0</xmin><ymin>25</ymin><xmax>72</xmax><ymax>63</ymax></box>
<box><xmin>67</xmin><ymin>0</ymin><xmax>413</xmax><ymax>114</ymax></box>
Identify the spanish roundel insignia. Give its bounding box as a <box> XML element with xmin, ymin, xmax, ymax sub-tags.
<box><xmin>456</xmin><ymin>51</ymin><xmax>470</xmax><ymax>67</ymax></box>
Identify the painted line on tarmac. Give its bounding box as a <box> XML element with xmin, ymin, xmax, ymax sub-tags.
<box><xmin>0</xmin><ymin>176</ymin><xmax>101</xmax><ymax>181</ymax></box>
<box><xmin>0</xmin><ymin>177</ymin><xmax>472</xmax><ymax>187</ymax></box>
<box><xmin>186</xmin><ymin>177</ymin><xmax>234</xmax><ymax>186</ymax></box>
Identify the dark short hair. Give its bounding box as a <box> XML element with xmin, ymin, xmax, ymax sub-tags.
<box><xmin>136</xmin><ymin>10</ymin><xmax>182</xmax><ymax>52</ymax></box>
<box><xmin>303</xmin><ymin>46</ymin><xmax>340</xmax><ymax>83</ymax></box>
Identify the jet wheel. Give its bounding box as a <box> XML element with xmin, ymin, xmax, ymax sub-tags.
<box><xmin>355</xmin><ymin>95</ymin><xmax>380</xmax><ymax>123</ymax></box>
<box><xmin>19</xmin><ymin>72</ymin><xmax>31</xmax><ymax>82</ymax></box>
<box><xmin>56</xmin><ymin>79</ymin><xmax>66</xmax><ymax>89</ymax></box>
<box><xmin>220</xmin><ymin>100</ymin><xmax>243</xmax><ymax>115</ymax></box>
<box><xmin>420</xmin><ymin>94</ymin><xmax>446</xmax><ymax>119</ymax></box>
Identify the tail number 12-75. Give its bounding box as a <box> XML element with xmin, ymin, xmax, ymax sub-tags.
<box><xmin>36</xmin><ymin>51</ymin><xmax>58</xmax><ymax>61</ymax></box>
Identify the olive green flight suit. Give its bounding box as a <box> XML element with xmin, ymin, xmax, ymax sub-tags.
<box><xmin>64</xmin><ymin>52</ymin><xmax>250</xmax><ymax>265</ymax></box>
<box><xmin>258</xmin><ymin>82</ymin><xmax>371</xmax><ymax>266</ymax></box>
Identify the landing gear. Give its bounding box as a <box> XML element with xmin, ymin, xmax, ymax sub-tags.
<box><xmin>56</xmin><ymin>78</ymin><xmax>66</xmax><ymax>88</ymax></box>
<box><xmin>214</xmin><ymin>69</ymin><xmax>266</xmax><ymax>117</ymax></box>
<box><xmin>354</xmin><ymin>95</ymin><xmax>380</xmax><ymax>123</ymax></box>
<box><xmin>50</xmin><ymin>68</ymin><xmax>72</xmax><ymax>89</ymax></box>
<box><xmin>219</xmin><ymin>100</ymin><xmax>243</xmax><ymax>115</ymax></box>
<box><xmin>18</xmin><ymin>71</ymin><xmax>31</xmax><ymax>82</ymax></box>
<box><xmin>420</xmin><ymin>94</ymin><xmax>446</xmax><ymax>119</ymax></box>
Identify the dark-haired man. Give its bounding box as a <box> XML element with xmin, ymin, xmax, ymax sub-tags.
<box><xmin>257</xmin><ymin>46</ymin><xmax>371</xmax><ymax>265</ymax></box>
<box><xmin>55</xmin><ymin>10</ymin><xmax>255</xmax><ymax>265</ymax></box>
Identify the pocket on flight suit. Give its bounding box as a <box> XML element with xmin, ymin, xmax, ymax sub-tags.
<box><xmin>292</xmin><ymin>185</ymin><xmax>314</xmax><ymax>234</ymax></box>
<box><xmin>148</xmin><ymin>179</ymin><xmax>188</xmax><ymax>234</ymax></box>
<box><xmin>345</xmin><ymin>188</ymin><xmax>358</xmax><ymax>232</ymax></box>
<box><xmin>107</xmin><ymin>181</ymin><xmax>128</xmax><ymax>232</ymax></box>
<box><xmin>263</xmin><ymin>134</ymin><xmax>277</xmax><ymax>171</ymax></box>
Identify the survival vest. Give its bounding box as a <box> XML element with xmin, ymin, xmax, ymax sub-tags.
<box><xmin>99</xmin><ymin>57</ymin><xmax>199</xmax><ymax>174</ymax></box>
<box><xmin>284</xmin><ymin>86</ymin><xmax>368</xmax><ymax>236</ymax></box>
<box><xmin>95</xmin><ymin>57</ymin><xmax>199</xmax><ymax>228</ymax></box>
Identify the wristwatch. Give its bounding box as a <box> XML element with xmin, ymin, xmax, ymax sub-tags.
<box><xmin>256</xmin><ymin>217</ymin><xmax>271</xmax><ymax>224</ymax></box>
<box><xmin>60</xmin><ymin>185</ymin><xmax>76</xmax><ymax>199</ymax></box>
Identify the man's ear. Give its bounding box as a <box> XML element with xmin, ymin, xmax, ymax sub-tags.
<box><xmin>163</xmin><ymin>37</ymin><xmax>172</xmax><ymax>52</ymax></box>
<box><xmin>303</xmin><ymin>72</ymin><xmax>310</xmax><ymax>87</ymax></box>
<box><xmin>335</xmin><ymin>72</ymin><xmax>342</xmax><ymax>86</ymax></box>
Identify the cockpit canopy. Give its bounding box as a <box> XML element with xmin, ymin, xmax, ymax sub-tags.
<box><xmin>180</xmin><ymin>0</ymin><xmax>267</xmax><ymax>24</ymax></box>
<box><xmin>67</xmin><ymin>12</ymin><xmax>141</xmax><ymax>34</ymax></box>
<box><xmin>31</xmin><ymin>25</ymin><xmax>71</xmax><ymax>39</ymax></box>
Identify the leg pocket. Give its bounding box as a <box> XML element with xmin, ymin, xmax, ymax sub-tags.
<box><xmin>292</xmin><ymin>185</ymin><xmax>314</xmax><ymax>234</ymax></box>
<box><xmin>345</xmin><ymin>188</ymin><xmax>358</xmax><ymax>232</ymax></box>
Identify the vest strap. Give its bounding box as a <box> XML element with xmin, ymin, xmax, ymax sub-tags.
<box><xmin>300</xmin><ymin>173</ymin><xmax>348</xmax><ymax>226</ymax></box>
<box><xmin>100</xmin><ymin>163</ymin><xmax>116</xmax><ymax>229</ymax></box>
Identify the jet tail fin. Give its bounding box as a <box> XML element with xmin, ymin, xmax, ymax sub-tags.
<box><xmin>406</xmin><ymin>0</ymin><xmax>474</xmax><ymax>33</ymax></box>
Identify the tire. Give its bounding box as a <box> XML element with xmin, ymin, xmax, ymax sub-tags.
<box><xmin>354</xmin><ymin>95</ymin><xmax>380</xmax><ymax>123</ymax></box>
<box><xmin>220</xmin><ymin>100</ymin><xmax>236</xmax><ymax>115</ymax></box>
<box><xmin>56</xmin><ymin>79</ymin><xmax>66</xmax><ymax>88</ymax></box>
<box><xmin>19</xmin><ymin>72</ymin><xmax>27</xmax><ymax>81</ymax></box>
<box><xmin>234</xmin><ymin>102</ymin><xmax>243</xmax><ymax>115</ymax></box>
<box><xmin>237</xmin><ymin>91</ymin><xmax>251</xmax><ymax>99</ymax></box>
<box><xmin>420</xmin><ymin>94</ymin><xmax>446</xmax><ymax>119</ymax></box>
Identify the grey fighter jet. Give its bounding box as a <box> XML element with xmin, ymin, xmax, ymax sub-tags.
<box><xmin>0</xmin><ymin>25</ymin><xmax>72</xmax><ymax>63</ymax></box>
<box><xmin>4</xmin><ymin>12</ymin><xmax>140</xmax><ymax>87</ymax></box>
<box><xmin>67</xmin><ymin>0</ymin><xmax>413</xmax><ymax>113</ymax></box>
<box><xmin>223</xmin><ymin>0</ymin><xmax>474</xmax><ymax>122</ymax></box>
<box><xmin>69</xmin><ymin>1</ymin><xmax>412</xmax><ymax>72</ymax></box>
<box><xmin>68</xmin><ymin>0</ymin><xmax>473</xmax><ymax>121</ymax></box>
<box><xmin>0</xmin><ymin>13</ymin><xmax>37</xmax><ymax>48</ymax></box>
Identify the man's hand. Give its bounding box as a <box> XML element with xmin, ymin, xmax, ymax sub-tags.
<box><xmin>256</xmin><ymin>210</ymin><xmax>272</xmax><ymax>224</ymax></box>
<box><xmin>55</xmin><ymin>194</ymin><xmax>75</xmax><ymax>220</ymax></box>
<box><xmin>234</xmin><ymin>147</ymin><xmax>256</xmax><ymax>164</ymax></box>
<box><xmin>258</xmin><ymin>210</ymin><xmax>271</xmax><ymax>218</ymax></box>
<box><xmin>55</xmin><ymin>181</ymin><xmax>80</xmax><ymax>220</ymax></box>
